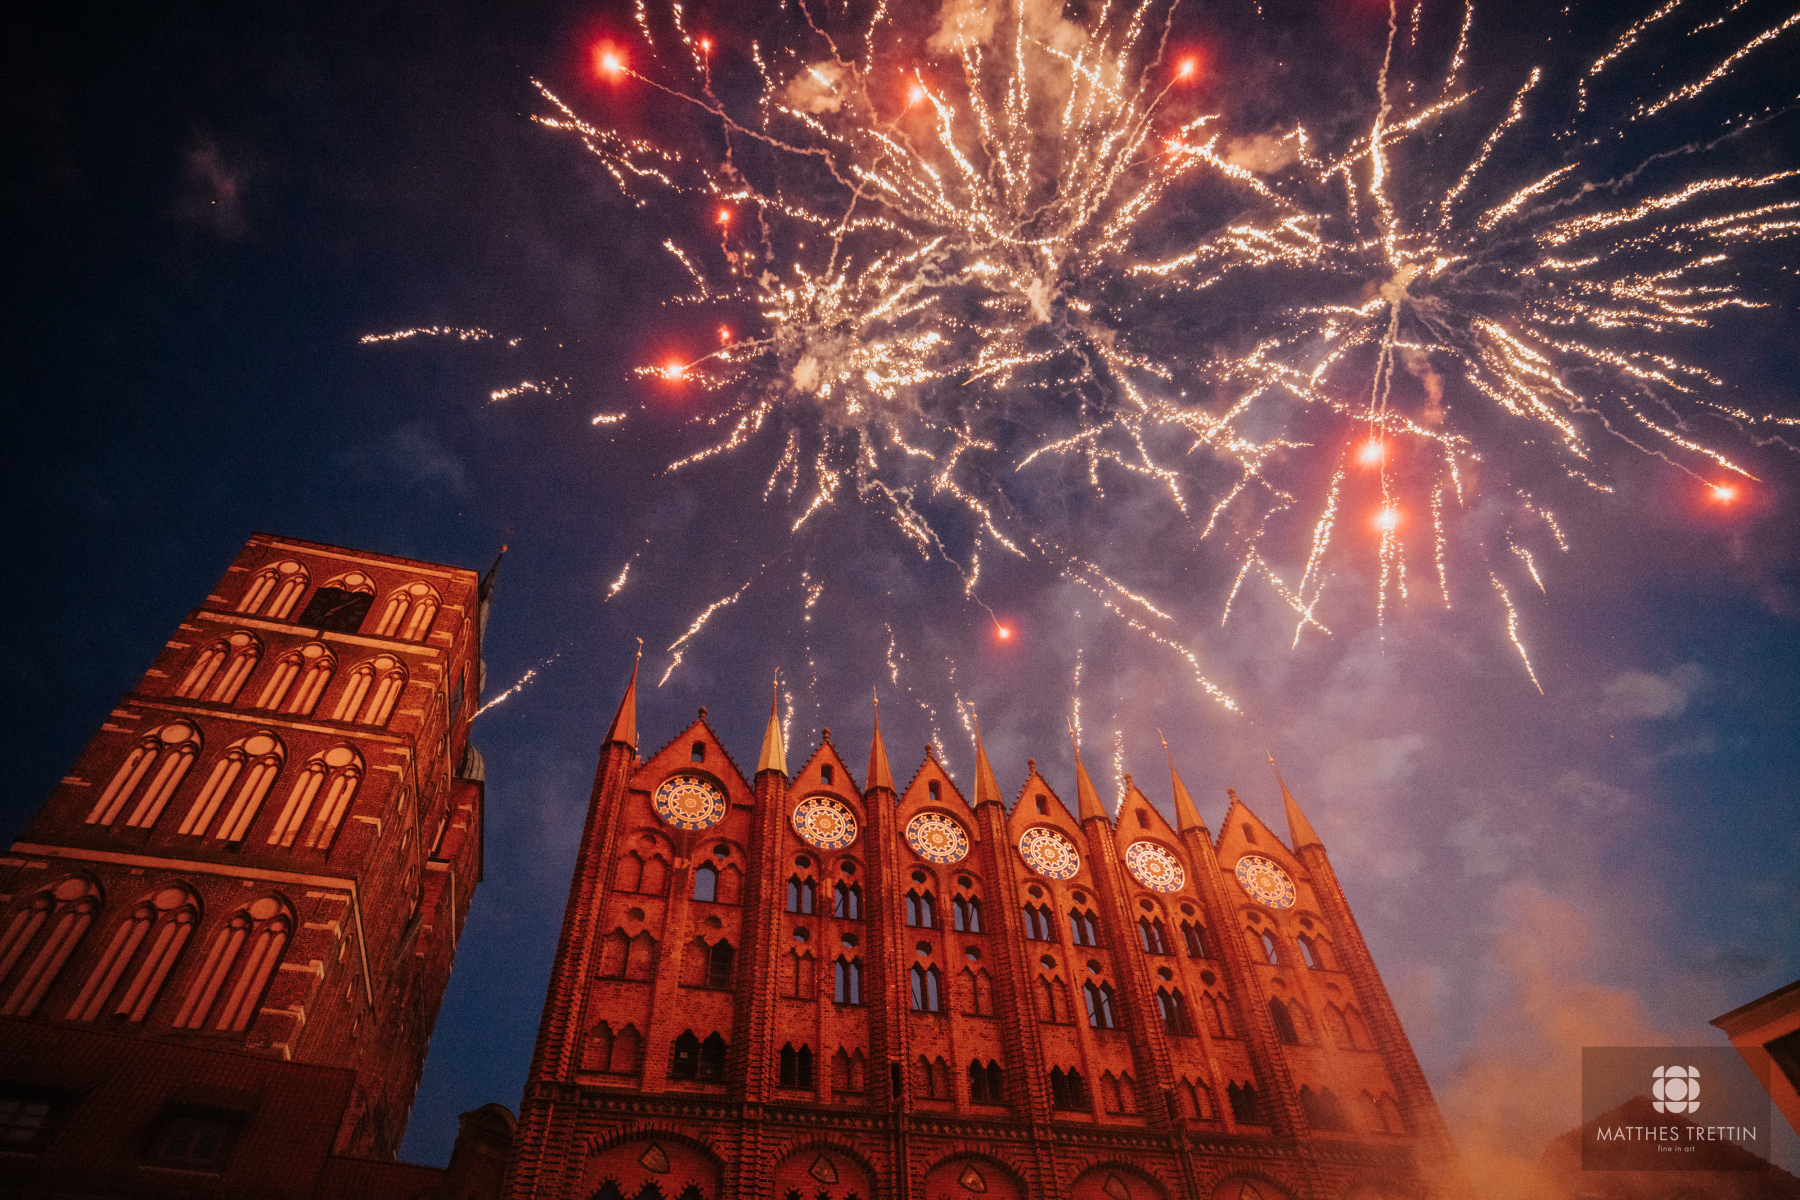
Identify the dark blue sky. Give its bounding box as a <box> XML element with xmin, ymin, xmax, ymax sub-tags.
<box><xmin>3</xmin><ymin>0</ymin><xmax>1796</xmax><ymax>1183</ymax></box>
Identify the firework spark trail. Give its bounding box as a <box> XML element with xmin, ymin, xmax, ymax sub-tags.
<box><xmin>361</xmin><ymin>326</ymin><xmax>499</xmax><ymax>343</ymax></box>
<box><xmin>534</xmin><ymin>0</ymin><xmax>1793</xmax><ymax>696</ymax></box>
<box><xmin>473</xmin><ymin>653</ymin><xmax>562</xmax><ymax>718</ymax></box>
<box><xmin>659</xmin><ymin>576</ymin><xmax>756</xmax><ymax>686</ymax></box>
<box><xmin>489</xmin><ymin>379</ymin><xmax>569</xmax><ymax>403</ymax></box>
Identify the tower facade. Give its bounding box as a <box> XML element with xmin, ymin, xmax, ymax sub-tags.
<box><xmin>0</xmin><ymin>533</ymin><xmax>491</xmax><ymax>1176</ymax></box>
<box><xmin>506</xmin><ymin>676</ymin><xmax>1460</xmax><ymax>1200</ymax></box>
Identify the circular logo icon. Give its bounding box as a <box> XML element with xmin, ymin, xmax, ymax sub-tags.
<box><xmin>792</xmin><ymin>795</ymin><xmax>858</xmax><ymax>849</ymax></box>
<box><xmin>1018</xmin><ymin>827</ymin><xmax>1081</xmax><ymax>880</ymax></box>
<box><xmin>652</xmin><ymin>774</ymin><xmax>727</xmax><ymax>831</ymax></box>
<box><xmin>905</xmin><ymin>811</ymin><xmax>969</xmax><ymax>864</ymax></box>
<box><xmin>1234</xmin><ymin>855</ymin><xmax>1297</xmax><ymax>909</ymax></box>
<box><xmin>1652</xmin><ymin>1065</ymin><xmax>1700</xmax><ymax>1114</ymax></box>
<box><xmin>1125</xmin><ymin>841</ymin><xmax>1186</xmax><ymax>892</ymax></box>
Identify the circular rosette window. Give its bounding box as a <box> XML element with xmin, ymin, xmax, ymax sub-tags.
<box><xmin>791</xmin><ymin>795</ymin><xmax>859</xmax><ymax>850</ymax></box>
<box><xmin>652</xmin><ymin>774</ymin><xmax>727</xmax><ymax>831</ymax></box>
<box><xmin>1234</xmin><ymin>855</ymin><xmax>1297</xmax><ymax>909</ymax></box>
<box><xmin>905</xmin><ymin>812</ymin><xmax>969</xmax><ymax>864</ymax></box>
<box><xmin>1018</xmin><ymin>827</ymin><xmax>1081</xmax><ymax>880</ymax></box>
<box><xmin>1125</xmin><ymin>841</ymin><xmax>1186</xmax><ymax>892</ymax></box>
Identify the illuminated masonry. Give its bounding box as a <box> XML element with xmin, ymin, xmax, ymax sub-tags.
<box><xmin>505</xmin><ymin>664</ymin><xmax>1464</xmax><ymax>1200</ymax></box>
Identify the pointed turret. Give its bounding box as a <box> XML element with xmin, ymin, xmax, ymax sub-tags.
<box><xmin>1161</xmin><ymin>730</ymin><xmax>1207</xmax><ymax>834</ymax></box>
<box><xmin>866</xmin><ymin>691</ymin><xmax>895</xmax><ymax>794</ymax></box>
<box><xmin>601</xmin><ymin>643</ymin><xmax>641</xmax><ymax>751</ymax></box>
<box><xmin>1068</xmin><ymin>730</ymin><xmax>1109</xmax><ymax>824</ymax></box>
<box><xmin>1272</xmin><ymin>755</ymin><xmax>1322</xmax><ymax>850</ymax></box>
<box><xmin>970</xmin><ymin>714</ymin><xmax>1005</xmax><ymax>808</ymax></box>
<box><xmin>757</xmin><ymin>677</ymin><xmax>787</xmax><ymax>777</ymax></box>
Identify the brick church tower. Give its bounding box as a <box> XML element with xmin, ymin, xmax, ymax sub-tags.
<box><xmin>0</xmin><ymin>533</ymin><xmax>494</xmax><ymax>1185</ymax></box>
<box><xmin>505</xmin><ymin>665</ymin><xmax>1462</xmax><ymax>1200</ymax></box>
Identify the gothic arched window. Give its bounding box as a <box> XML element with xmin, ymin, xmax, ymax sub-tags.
<box><xmin>265</xmin><ymin>745</ymin><xmax>362</xmax><ymax>850</ymax></box>
<box><xmin>706</xmin><ymin>940</ymin><xmax>734</xmax><ymax>988</ymax></box>
<box><xmin>670</xmin><ymin>1031</ymin><xmax>701</xmax><ymax>1080</ymax></box>
<box><xmin>1021</xmin><ymin>903</ymin><xmax>1054</xmax><ymax>941</ymax></box>
<box><xmin>1300</xmin><ymin>1085</ymin><xmax>1349</xmax><ymax>1130</ymax></box>
<box><xmin>698</xmin><ymin>1033</ymin><xmax>728</xmax><ymax>1081</ymax></box>
<box><xmin>1181</xmin><ymin>919</ymin><xmax>1210</xmax><ymax>959</ymax></box>
<box><xmin>779</xmin><ymin>1043</ymin><xmax>814</xmax><ymax>1088</ymax></box>
<box><xmin>1137</xmin><ymin>916</ymin><xmax>1170</xmax><ymax>955</ymax></box>
<box><xmin>1049</xmin><ymin>1066</ymin><xmax>1087</xmax><ymax>1110</ymax></box>
<box><xmin>833</xmin><ymin>882</ymin><xmax>861</xmax><ymax>920</ymax></box>
<box><xmin>374</xmin><ymin>582</ymin><xmax>441</xmax><ymax>641</ymax></box>
<box><xmin>1203</xmin><ymin>991</ymin><xmax>1233</xmax><ymax>1039</ymax></box>
<box><xmin>833</xmin><ymin>957</ymin><xmax>862</xmax><ymax>1004</ymax></box>
<box><xmin>87</xmin><ymin>723</ymin><xmax>202</xmax><ymax>829</ymax></box>
<box><xmin>67</xmin><ymin>886</ymin><xmax>197</xmax><ymax>1023</ymax></box>
<box><xmin>1256</xmin><ymin>929</ymin><xmax>1280</xmax><ymax>964</ymax></box>
<box><xmin>969</xmin><ymin>1059</ymin><xmax>1005</xmax><ymax>1104</ymax></box>
<box><xmin>358</xmin><ymin>657</ymin><xmax>406</xmax><ymax>726</ymax></box>
<box><xmin>953</xmin><ymin>896</ymin><xmax>982</xmax><ymax>932</ymax></box>
<box><xmin>786</xmin><ymin>876</ymin><xmax>816</xmax><ymax>914</ymax></box>
<box><xmin>238</xmin><ymin>560</ymin><xmax>308</xmax><ymax>618</ymax></box>
<box><xmin>1296</xmin><ymin>933</ymin><xmax>1325</xmax><ymax>970</ymax></box>
<box><xmin>1157</xmin><ymin>987</ymin><xmax>1195</xmax><ymax>1036</ymax></box>
<box><xmin>0</xmin><ymin>877</ymin><xmax>101</xmax><ymax>1017</ymax></box>
<box><xmin>1084</xmin><ymin>981</ymin><xmax>1118</xmax><ymax>1029</ymax></box>
<box><xmin>692</xmin><ymin>864</ymin><xmax>718</xmax><ymax>903</ymax></box>
<box><xmin>1069</xmin><ymin>908</ymin><xmax>1100</xmax><ymax>947</ymax></box>
<box><xmin>178</xmin><ymin>731</ymin><xmax>284</xmax><ymax>843</ymax></box>
<box><xmin>173</xmin><ymin>897</ymin><xmax>291</xmax><ymax>1033</ymax></box>
<box><xmin>175</xmin><ymin>632</ymin><xmax>262</xmax><ymax>704</ymax></box>
<box><xmin>905</xmin><ymin>890</ymin><xmax>936</xmax><ymax>929</ymax></box>
<box><xmin>910</xmin><ymin>964</ymin><xmax>942</xmax><ymax>1012</ymax></box>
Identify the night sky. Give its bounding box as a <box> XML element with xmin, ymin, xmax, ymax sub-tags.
<box><xmin>3</xmin><ymin>0</ymin><xmax>1796</xmax><ymax>1188</ymax></box>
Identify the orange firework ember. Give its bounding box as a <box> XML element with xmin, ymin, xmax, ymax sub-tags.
<box><xmin>1374</xmin><ymin>507</ymin><xmax>1402</xmax><ymax>532</ymax></box>
<box><xmin>1357</xmin><ymin>440</ymin><xmax>1385</xmax><ymax>466</ymax></box>
<box><xmin>1710</xmin><ymin>483</ymin><xmax>1738</xmax><ymax>503</ymax></box>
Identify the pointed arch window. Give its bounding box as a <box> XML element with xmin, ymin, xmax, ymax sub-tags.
<box><xmin>952</xmin><ymin>896</ymin><xmax>982</xmax><ymax>932</ymax></box>
<box><xmin>1021</xmin><ymin>902</ymin><xmax>1054</xmax><ymax>941</ymax></box>
<box><xmin>1084</xmin><ymin>980</ymin><xmax>1118</xmax><ymax>1029</ymax></box>
<box><xmin>0</xmin><ymin>877</ymin><xmax>100</xmax><ymax>1017</ymax></box>
<box><xmin>266</xmin><ymin>745</ymin><xmax>362</xmax><ymax>850</ymax></box>
<box><xmin>670</xmin><ymin>1031</ymin><xmax>702</xmax><ymax>1080</ymax></box>
<box><xmin>1038</xmin><ymin>976</ymin><xmax>1071</xmax><ymax>1023</ymax></box>
<box><xmin>1180</xmin><ymin>919</ymin><xmax>1210</xmax><ymax>959</ymax></box>
<box><xmin>1324</xmin><ymin>1003</ymin><xmax>1353</xmax><ymax>1048</ymax></box>
<box><xmin>783</xmin><ymin>950</ymin><xmax>815</xmax><ymax>1000</ymax></box>
<box><xmin>693</xmin><ymin>863</ymin><xmax>718</xmax><ymax>903</ymax></box>
<box><xmin>1256</xmin><ymin>929</ymin><xmax>1279</xmax><ymax>964</ymax></box>
<box><xmin>1228</xmin><ymin>1081</ymin><xmax>1264</xmax><ymax>1124</ymax></box>
<box><xmin>1180</xmin><ymin>1076</ymin><xmax>1213</xmax><ymax>1119</ymax></box>
<box><xmin>597</xmin><ymin>929</ymin><xmax>629</xmax><ymax>979</ymax></box>
<box><xmin>178</xmin><ymin>732</ymin><xmax>284</xmax><ymax>844</ymax></box>
<box><xmin>833</xmin><ymin>957</ymin><xmax>863</xmax><ymax>1004</ymax></box>
<box><xmin>1137</xmin><ymin>916</ymin><xmax>1170</xmax><ymax>955</ymax></box>
<box><xmin>68</xmin><ymin>886</ymin><xmax>198</xmax><ymax>1023</ymax></box>
<box><xmin>1157</xmin><ymin>987</ymin><xmax>1195</xmax><ymax>1036</ymax></box>
<box><xmin>1049</xmin><ymin>1067</ymin><xmax>1087</xmax><ymax>1111</ymax></box>
<box><xmin>778</xmin><ymin>1043</ymin><xmax>814</xmax><ymax>1088</ymax></box>
<box><xmin>374</xmin><ymin>582</ymin><xmax>441</xmax><ymax>641</ymax></box>
<box><xmin>1268</xmin><ymin>997</ymin><xmax>1300</xmax><ymax>1045</ymax></box>
<box><xmin>969</xmin><ymin>1059</ymin><xmax>1005</xmax><ymax>1104</ymax></box>
<box><xmin>910</xmin><ymin>964</ymin><xmax>942</xmax><ymax>1012</ymax></box>
<box><xmin>1069</xmin><ymin>908</ymin><xmax>1100</xmax><ymax>947</ymax></box>
<box><xmin>173</xmin><ymin>897</ymin><xmax>291</xmax><ymax>1033</ymax></box>
<box><xmin>833</xmin><ymin>1047</ymin><xmax>866</xmax><ymax>1093</ymax></box>
<box><xmin>297</xmin><ymin>573</ymin><xmax>376</xmax><ymax>634</ymax></box>
<box><xmin>785</xmin><ymin>875</ymin><xmax>816</xmax><ymax>914</ymax></box>
<box><xmin>1296</xmin><ymin>933</ymin><xmax>1325</xmax><ymax>970</ymax></box>
<box><xmin>833</xmin><ymin>882</ymin><xmax>861</xmax><ymax>920</ymax></box>
<box><xmin>238</xmin><ymin>560</ymin><xmax>308</xmax><ymax>618</ymax></box>
<box><xmin>330</xmin><ymin>655</ymin><xmax>402</xmax><ymax>724</ymax></box>
<box><xmin>1299</xmin><ymin>1085</ymin><xmax>1348</xmax><ymax>1131</ymax></box>
<box><xmin>905</xmin><ymin>890</ymin><xmax>937</xmax><ymax>929</ymax></box>
<box><xmin>1203</xmin><ymin>991</ymin><xmax>1234</xmax><ymax>1039</ymax></box>
<box><xmin>87</xmin><ymin>722</ymin><xmax>201</xmax><ymax>829</ymax></box>
<box><xmin>175</xmin><ymin>632</ymin><xmax>262</xmax><ymax>703</ymax></box>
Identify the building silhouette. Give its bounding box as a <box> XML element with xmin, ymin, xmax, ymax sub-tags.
<box><xmin>506</xmin><ymin>662</ymin><xmax>1462</xmax><ymax>1200</ymax></box>
<box><xmin>0</xmin><ymin>533</ymin><xmax>505</xmax><ymax>1198</ymax></box>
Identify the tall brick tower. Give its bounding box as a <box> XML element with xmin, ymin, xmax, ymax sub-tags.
<box><xmin>0</xmin><ymin>532</ymin><xmax>493</xmax><ymax>1180</ymax></box>
<box><xmin>505</xmin><ymin>673</ymin><xmax>1462</xmax><ymax>1200</ymax></box>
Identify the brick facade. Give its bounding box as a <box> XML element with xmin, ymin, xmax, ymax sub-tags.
<box><xmin>0</xmin><ymin>533</ymin><xmax>498</xmax><ymax>1194</ymax></box>
<box><xmin>505</xmin><ymin>671</ymin><xmax>1464</xmax><ymax>1200</ymax></box>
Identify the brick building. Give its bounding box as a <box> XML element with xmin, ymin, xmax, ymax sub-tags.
<box><xmin>505</xmin><ymin>663</ymin><xmax>1463</xmax><ymax>1200</ymax></box>
<box><xmin>0</xmin><ymin>533</ymin><xmax>504</xmax><ymax>1198</ymax></box>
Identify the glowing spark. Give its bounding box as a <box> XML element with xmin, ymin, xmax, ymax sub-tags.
<box><xmin>1358</xmin><ymin>440</ymin><xmax>1386</xmax><ymax>466</ymax></box>
<box><xmin>1710</xmin><ymin>482</ymin><xmax>1738</xmax><ymax>503</ymax></box>
<box><xmin>1374</xmin><ymin>507</ymin><xmax>1402</xmax><ymax>531</ymax></box>
<box><xmin>360</xmin><ymin>326</ymin><xmax>495</xmax><ymax>344</ymax></box>
<box><xmin>591</xmin><ymin>412</ymin><xmax>628</xmax><ymax>425</ymax></box>
<box><xmin>473</xmin><ymin>654</ymin><xmax>561</xmax><ymax>718</ymax></box>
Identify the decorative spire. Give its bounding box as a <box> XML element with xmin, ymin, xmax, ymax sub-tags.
<box><xmin>602</xmin><ymin>641</ymin><xmax>641</xmax><ymax>751</ymax></box>
<box><xmin>1272</xmin><ymin>754</ymin><xmax>1322</xmax><ymax>850</ymax></box>
<box><xmin>757</xmin><ymin>674</ymin><xmax>787</xmax><ymax>777</ymax></box>
<box><xmin>1161</xmin><ymin>730</ymin><xmax>1207</xmax><ymax>834</ymax></box>
<box><xmin>1068</xmin><ymin>729</ymin><xmax>1109</xmax><ymax>824</ymax></box>
<box><xmin>970</xmin><ymin>711</ymin><xmax>1004</xmax><ymax>807</ymax></box>
<box><xmin>867</xmin><ymin>689</ymin><xmax>895</xmax><ymax>794</ymax></box>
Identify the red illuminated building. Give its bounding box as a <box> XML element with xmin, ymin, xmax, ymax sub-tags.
<box><xmin>0</xmin><ymin>533</ymin><xmax>506</xmax><ymax>1199</ymax></box>
<box><xmin>505</xmin><ymin>664</ymin><xmax>1463</xmax><ymax>1200</ymax></box>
